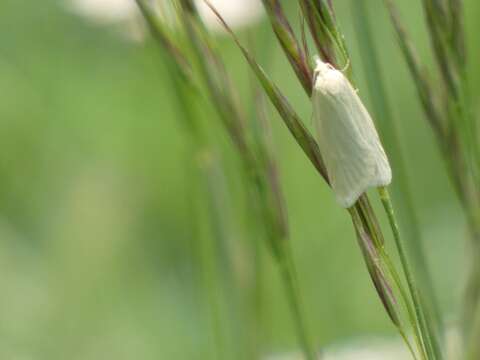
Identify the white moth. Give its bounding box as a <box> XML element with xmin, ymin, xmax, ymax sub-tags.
<box><xmin>312</xmin><ymin>57</ymin><xmax>392</xmax><ymax>208</ymax></box>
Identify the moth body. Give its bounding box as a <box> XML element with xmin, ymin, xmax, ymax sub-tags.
<box><xmin>312</xmin><ymin>58</ymin><xmax>392</xmax><ymax>208</ymax></box>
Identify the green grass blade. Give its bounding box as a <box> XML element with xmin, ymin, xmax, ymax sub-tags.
<box><xmin>205</xmin><ymin>2</ymin><xmax>328</xmax><ymax>182</ymax></box>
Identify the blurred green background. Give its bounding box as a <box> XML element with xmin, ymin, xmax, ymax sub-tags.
<box><xmin>0</xmin><ymin>0</ymin><xmax>478</xmax><ymax>358</ymax></box>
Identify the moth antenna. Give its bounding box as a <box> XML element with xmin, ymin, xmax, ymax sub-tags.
<box><xmin>340</xmin><ymin>58</ymin><xmax>351</xmax><ymax>73</ymax></box>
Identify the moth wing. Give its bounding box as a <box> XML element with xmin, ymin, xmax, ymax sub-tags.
<box><xmin>313</xmin><ymin>74</ymin><xmax>391</xmax><ymax>208</ymax></box>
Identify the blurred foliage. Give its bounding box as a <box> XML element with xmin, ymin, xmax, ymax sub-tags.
<box><xmin>0</xmin><ymin>0</ymin><xmax>478</xmax><ymax>358</ymax></box>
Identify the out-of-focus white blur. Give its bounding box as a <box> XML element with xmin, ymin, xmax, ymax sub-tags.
<box><xmin>68</xmin><ymin>0</ymin><xmax>264</xmax><ymax>40</ymax></box>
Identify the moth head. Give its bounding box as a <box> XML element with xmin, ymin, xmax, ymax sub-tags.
<box><xmin>313</xmin><ymin>56</ymin><xmax>335</xmax><ymax>78</ymax></box>
<box><xmin>313</xmin><ymin>56</ymin><xmax>343</xmax><ymax>94</ymax></box>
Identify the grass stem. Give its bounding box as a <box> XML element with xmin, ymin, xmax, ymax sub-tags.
<box><xmin>378</xmin><ymin>187</ymin><xmax>441</xmax><ymax>360</ymax></box>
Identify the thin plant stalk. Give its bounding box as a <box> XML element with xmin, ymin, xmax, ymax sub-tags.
<box><xmin>379</xmin><ymin>187</ymin><xmax>440</xmax><ymax>360</ymax></box>
<box><xmin>379</xmin><ymin>249</ymin><xmax>426</xmax><ymax>360</ymax></box>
